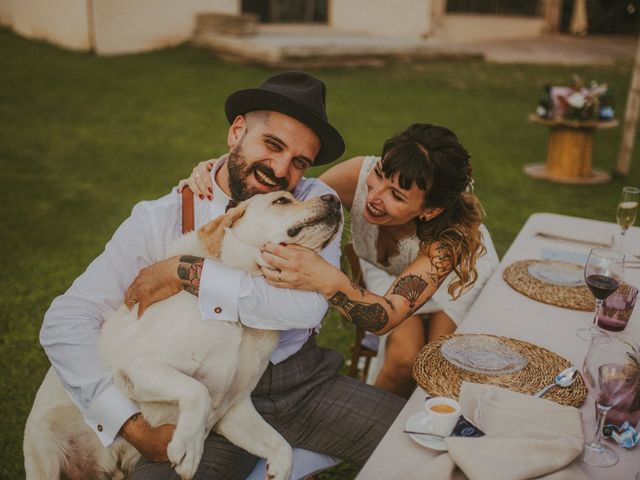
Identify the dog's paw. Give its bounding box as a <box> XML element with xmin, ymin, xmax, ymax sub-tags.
<box><xmin>167</xmin><ymin>429</ymin><xmax>206</xmax><ymax>480</ymax></box>
<box><xmin>264</xmin><ymin>446</ymin><xmax>293</xmax><ymax>480</ymax></box>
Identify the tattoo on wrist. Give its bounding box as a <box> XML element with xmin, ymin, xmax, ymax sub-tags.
<box><xmin>177</xmin><ymin>255</ymin><xmax>203</xmax><ymax>297</ymax></box>
<box><xmin>328</xmin><ymin>291</ymin><xmax>389</xmax><ymax>331</ymax></box>
<box><xmin>392</xmin><ymin>274</ymin><xmax>427</xmax><ymax>309</ymax></box>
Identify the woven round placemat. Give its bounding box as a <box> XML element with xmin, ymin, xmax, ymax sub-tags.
<box><xmin>503</xmin><ymin>260</ymin><xmax>593</xmax><ymax>311</ymax></box>
<box><xmin>413</xmin><ymin>334</ymin><xmax>587</xmax><ymax>407</ymax></box>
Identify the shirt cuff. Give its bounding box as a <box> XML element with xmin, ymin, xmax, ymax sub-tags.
<box><xmin>86</xmin><ymin>385</ymin><xmax>139</xmax><ymax>447</ymax></box>
<box><xmin>199</xmin><ymin>259</ymin><xmax>242</xmax><ymax>321</ymax></box>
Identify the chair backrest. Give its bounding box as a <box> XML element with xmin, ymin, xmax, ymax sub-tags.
<box><xmin>341</xmin><ymin>243</ymin><xmax>377</xmax><ymax>381</ymax></box>
<box><xmin>341</xmin><ymin>242</ymin><xmax>363</xmax><ymax>287</ymax></box>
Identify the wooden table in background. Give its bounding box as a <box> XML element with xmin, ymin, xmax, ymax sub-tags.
<box><xmin>524</xmin><ymin>114</ymin><xmax>619</xmax><ymax>184</ymax></box>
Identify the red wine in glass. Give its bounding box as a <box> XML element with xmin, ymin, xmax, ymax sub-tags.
<box><xmin>586</xmin><ymin>274</ymin><xmax>620</xmax><ymax>300</ymax></box>
<box><xmin>577</xmin><ymin>248</ymin><xmax>625</xmax><ymax>339</ymax></box>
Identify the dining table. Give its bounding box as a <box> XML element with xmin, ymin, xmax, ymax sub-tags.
<box><xmin>357</xmin><ymin>212</ymin><xmax>640</xmax><ymax>480</ymax></box>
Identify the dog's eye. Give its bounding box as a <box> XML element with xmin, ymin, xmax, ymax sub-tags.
<box><xmin>273</xmin><ymin>196</ymin><xmax>291</xmax><ymax>205</ymax></box>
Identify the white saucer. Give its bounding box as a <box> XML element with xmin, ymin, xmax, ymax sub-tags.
<box><xmin>405</xmin><ymin>411</ymin><xmax>448</xmax><ymax>451</ymax></box>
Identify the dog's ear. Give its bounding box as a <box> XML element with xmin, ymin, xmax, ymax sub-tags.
<box><xmin>198</xmin><ymin>202</ymin><xmax>248</xmax><ymax>258</ymax></box>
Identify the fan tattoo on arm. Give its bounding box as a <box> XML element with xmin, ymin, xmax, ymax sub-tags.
<box><xmin>177</xmin><ymin>255</ymin><xmax>203</xmax><ymax>296</ymax></box>
<box><xmin>392</xmin><ymin>244</ymin><xmax>452</xmax><ymax>312</ymax></box>
<box><xmin>392</xmin><ymin>275</ymin><xmax>427</xmax><ymax>310</ymax></box>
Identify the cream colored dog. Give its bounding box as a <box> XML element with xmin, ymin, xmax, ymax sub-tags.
<box><xmin>24</xmin><ymin>191</ymin><xmax>342</xmax><ymax>480</ymax></box>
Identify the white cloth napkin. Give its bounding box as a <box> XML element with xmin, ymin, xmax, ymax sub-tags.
<box><xmin>533</xmin><ymin>224</ymin><xmax>613</xmax><ymax>248</ymax></box>
<box><xmin>401</xmin><ymin>382</ymin><xmax>586</xmax><ymax>480</ymax></box>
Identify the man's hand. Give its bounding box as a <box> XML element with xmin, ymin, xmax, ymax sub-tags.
<box><xmin>120</xmin><ymin>413</ymin><xmax>176</xmax><ymax>462</ymax></box>
<box><xmin>125</xmin><ymin>256</ymin><xmax>182</xmax><ymax>316</ymax></box>
<box><xmin>125</xmin><ymin>255</ymin><xmax>205</xmax><ymax>317</ymax></box>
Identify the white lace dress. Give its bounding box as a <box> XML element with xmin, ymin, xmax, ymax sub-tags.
<box><xmin>351</xmin><ymin>156</ymin><xmax>499</xmax><ymax>384</ymax></box>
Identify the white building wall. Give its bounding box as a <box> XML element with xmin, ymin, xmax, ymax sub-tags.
<box><xmin>0</xmin><ymin>0</ymin><xmax>239</xmax><ymax>54</ymax></box>
<box><xmin>0</xmin><ymin>0</ymin><xmax>91</xmax><ymax>50</ymax></box>
<box><xmin>441</xmin><ymin>14</ymin><xmax>546</xmax><ymax>44</ymax></box>
<box><xmin>330</xmin><ymin>0</ymin><xmax>430</xmax><ymax>38</ymax></box>
<box><xmin>93</xmin><ymin>0</ymin><xmax>238</xmax><ymax>55</ymax></box>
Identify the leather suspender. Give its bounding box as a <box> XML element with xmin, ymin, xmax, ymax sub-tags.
<box><xmin>181</xmin><ymin>187</ymin><xmax>195</xmax><ymax>234</ymax></box>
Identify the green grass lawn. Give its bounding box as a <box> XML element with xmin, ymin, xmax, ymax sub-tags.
<box><xmin>1</xmin><ymin>28</ymin><xmax>639</xmax><ymax>479</ymax></box>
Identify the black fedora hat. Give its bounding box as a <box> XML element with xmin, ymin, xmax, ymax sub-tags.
<box><xmin>225</xmin><ymin>72</ymin><xmax>345</xmax><ymax>166</ymax></box>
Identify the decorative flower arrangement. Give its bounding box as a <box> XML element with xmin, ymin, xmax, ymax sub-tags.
<box><xmin>536</xmin><ymin>75</ymin><xmax>615</xmax><ymax>122</ymax></box>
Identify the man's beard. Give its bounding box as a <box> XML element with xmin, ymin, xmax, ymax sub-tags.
<box><xmin>227</xmin><ymin>143</ymin><xmax>288</xmax><ymax>201</ymax></box>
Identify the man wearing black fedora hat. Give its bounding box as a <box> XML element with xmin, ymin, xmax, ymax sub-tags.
<box><xmin>40</xmin><ymin>71</ymin><xmax>405</xmax><ymax>479</ymax></box>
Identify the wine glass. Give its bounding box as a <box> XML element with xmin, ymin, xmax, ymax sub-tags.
<box><xmin>616</xmin><ymin>186</ymin><xmax>639</xmax><ymax>251</ymax></box>
<box><xmin>581</xmin><ymin>333</ymin><xmax>640</xmax><ymax>467</ymax></box>
<box><xmin>576</xmin><ymin>248</ymin><xmax>625</xmax><ymax>339</ymax></box>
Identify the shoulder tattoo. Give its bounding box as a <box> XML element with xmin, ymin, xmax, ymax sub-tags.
<box><xmin>426</xmin><ymin>243</ymin><xmax>453</xmax><ymax>288</ymax></box>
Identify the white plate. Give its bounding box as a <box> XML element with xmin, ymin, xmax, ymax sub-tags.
<box><xmin>440</xmin><ymin>335</ymin><xmax>528</xmax><ymax>375</ymax></box>
<box><xmin>527</xmin><ymin>261</ymin><xmax>585</xmax><ymax>287</ymax></box>
<box><xmin>405</xmin><ymin>411</ymin><xmax>447</xmax><ymax>451</ymax></box>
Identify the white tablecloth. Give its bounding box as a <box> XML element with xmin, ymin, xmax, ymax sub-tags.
<box><xmin>357</xmin><ymin>213</ymin><xmax>640</xmax><ymax>480</ymax></box>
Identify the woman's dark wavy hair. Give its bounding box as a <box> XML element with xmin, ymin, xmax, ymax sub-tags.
<box><xmin>381</xmin><ymin>123</ymin><xmax>486</xmax><ymax>299</ymax></box>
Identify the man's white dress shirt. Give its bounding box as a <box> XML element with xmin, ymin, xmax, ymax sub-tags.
<box><xmin>40</xmin><ymin>156</ymin><xmax>341</xmax><ymax>447</ymax></box>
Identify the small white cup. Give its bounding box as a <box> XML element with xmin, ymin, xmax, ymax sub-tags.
<box><xmin>422</xmin><ymin>397</ymin><xmax>461</xmax><ymax>436</ymax></box>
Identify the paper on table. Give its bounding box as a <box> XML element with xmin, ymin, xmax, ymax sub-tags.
<box><xmin>533</xmin><ymin>225</ymin><xmax>613</xmax><ymax>248</ymax></box>
<box><xmin>399</xmin><ymin>382</ymin><xmax>586</xmax><ymax>480</ymax></box>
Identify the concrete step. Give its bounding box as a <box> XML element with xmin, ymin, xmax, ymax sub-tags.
<box><xmin>191</xmin><ymin>25</ymin><xmax>482</xmax><ymax>68</ymax></box>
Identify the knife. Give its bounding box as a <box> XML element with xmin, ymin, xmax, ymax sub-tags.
<box><xmin>403</xmin><ymin>430</ymin><xmax>447</xmax><ymax>439</ymax></box>
<box><xmin>533</xmin><ymin>232</ymin><xmax>612</xmax><ymax>248</ymax></box>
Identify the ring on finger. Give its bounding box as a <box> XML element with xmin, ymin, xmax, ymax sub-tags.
<box><xmin>278</xmin><ymin>270</ymin><xmax>282</xmax><ymax>282</ymax></box>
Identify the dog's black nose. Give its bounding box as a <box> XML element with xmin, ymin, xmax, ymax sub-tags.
<box><xmin>321</xmin><ymin>194</ymin><xmax>340</xmax><ymax>206</ymax></box>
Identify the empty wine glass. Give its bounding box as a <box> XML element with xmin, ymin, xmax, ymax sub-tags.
<box><xmin>616</xmin><ymin>186</ymin><xmax>639</xmax><ymax>251</ymax></box>
<box><xmin>581</xmin><ymin>333</ymin><xmax>640</xmax><ymax>467</ymax></box>
<box><xmin>577</xmin><ymin>248</ymin><xmax>625</xmax><ymax>340</ymax></box>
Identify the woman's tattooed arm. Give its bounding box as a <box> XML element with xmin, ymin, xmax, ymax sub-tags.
<box><xmin>328</xmin><ymin>291</ymin><xmax>390</xmax><ymax>331</ymax></box>
<box><xmin>426</xmin><ymin>243</ymin><xmax>453</xmax><ymax>288</ymax></box>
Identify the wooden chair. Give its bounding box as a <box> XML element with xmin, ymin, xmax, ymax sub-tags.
<box><xmin>341</xmin><ymin>243</ymin><xmax>378</xmax><ymax>382</ymax></box>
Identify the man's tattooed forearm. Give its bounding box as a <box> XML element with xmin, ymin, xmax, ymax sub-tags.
<box><xmin>392</xmin><ymin>274</ymin><xmax>427</xmax><ymax>309</ymax></box>
<box><xmin>177</xmin><ymin>255</ymin><xmax>203</xmax><ymax>297</ymax></box>
<box><xmin>328</xmin><ymin>291</ymin><xmax>389</xmax><ymax>331</ymax></box>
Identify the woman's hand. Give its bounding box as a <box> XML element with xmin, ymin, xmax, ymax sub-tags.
<box><xmin>177</xmin><ymin>160</ymin><xmax>214</xmax><ymax>200</ymax></box>
<box><xmin>260</xmin><ymin>243</ymin><xmax>339</xmax><ymax>297</ymax></box>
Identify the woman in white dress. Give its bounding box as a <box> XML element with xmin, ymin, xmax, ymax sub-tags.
<box><xmin>182</xmin><ymin>124</ymin><xmax>498</xmax><ymax>398</ymax></box>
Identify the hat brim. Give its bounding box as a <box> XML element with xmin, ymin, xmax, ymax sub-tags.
<box><xmin>225</xmin><ymin>88</ymin><xmax>345</xmax><ymax>166</ymax></box>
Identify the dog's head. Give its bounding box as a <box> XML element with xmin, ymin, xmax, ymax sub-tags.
<box><xmin>198</xmin><ymin>191</ymin><xmax>342</xmax><ymax>273</ymax></box>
